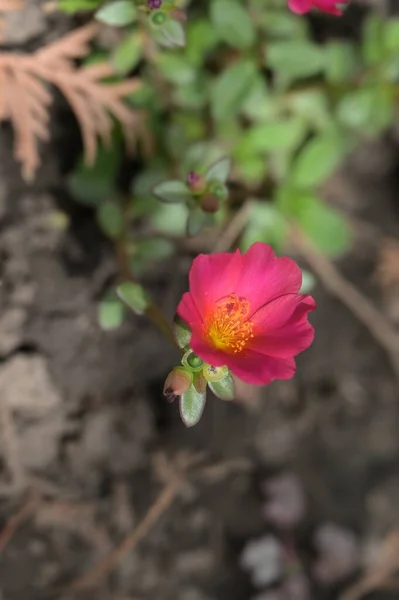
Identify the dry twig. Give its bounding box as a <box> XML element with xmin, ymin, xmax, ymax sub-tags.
<box><xmin>0</xmin><ymin>490</ymin><xmax>41</xmax><ymax>554</ymax></box>
<box><xmin>0</xmin><ymin>23</ymin><xmax>143</xmax><ymax>180</ymax></box>
<box><xmin>291</xmin><ymin>228</ymin><xmax>399</xmax><ymax>380</ymax></box>
<box><xmin>340</xmin><ymin>531</ymin><xmax>399</xmax><ymax>600</ymax></box>
<box><xmin>65</xmin><ymin>453</ymin><xmax>251</xmax><ymax>591</ymax></box>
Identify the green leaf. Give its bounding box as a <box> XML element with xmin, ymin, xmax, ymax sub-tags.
<box><xmin>111</xmin><ymin>32</ymin><xmax>143</xmax><ymax>75</ymax></box>
<box><xmin>267</xmin><ymin>40</ymin><xmax>326</xmax><ymax>80</ymax></box>
<box><xmin>288</xmin><ymin>90</ymin><xmax>330</xmax><ymax>131</ymax></box>
<box><xmin>291</xmin><ymin>132</ymin><xmax>346</xmax><ymax>188</ymax></box>
<box><xmin>384</xmin><ymin>19</ymin><xmax>399</xmax><ymax>53</ymax></box>
<box><xmin>210</xmin><ymin>60</ymin><xmax>257</xmax><ymax>123</ymax></box>
<box><xmin>325</xmin><ymin>41</ymin><xmax>358</xmax><ymax>83</ymax></box>
<box><xmin>279</xmin><ymin>191</ymin><xmax>350</xmax><ymax>257</ymax></box>
<box><xmin>205</xmin><ymin>157</ymin><xmax>231</xmax><ymax>184</ymax></box>
<box><xmin>160</xmin><ymin>19</ymin><xmax>186</xmax><ymax>47</ymax></box>
<box><xmin>186</xmin><ymin>18</ymin><xmax>218</xmax><ymax>65</ymax></box>
<box><xmin>117</xmin><ymin>282</ymin><xmax>149</xmax><ymax>315</ymax></box>
<box><xmin>68</xmin><ymin>145</ymin><xmax>120</xmax><ymax>206</ymax></box>
<box><xmin>362</xmin><ymin>14</ymin><xmax>384</xmax><ymax>66</ymax></box>
<box><xmin>243</xmin><ymin>118</ymin><xmax>306</xmax><ymax>153</ymax></box>
<box><xmin>97</xmin><ymin>201</ymin><xmax>124</xmax><ymax>239</ymax></box>
<box><xmin>179</xmin><ymin>383</ymin><xmax>206</xmax><ymax>427</ymax></box>
<box><xmin>337</xmin><ymin>86</ymin><xmax>395</xmax><ymax>135</ymax></box>
<box><xmin>98</xmin><ymin>291</ymin><xmax>125</xmax><ymax>330</ymax></box>
<box><xmin>153</xmin><ymin>180</ymin><xmax>192</xmax><ymax>203</ymax></box>
<box><xmin>58</xmin><ymin>0</ymin><xmax>101</xmax><ymax>14</ymax></box>
<box><xmin>173</xmin><ymin>315</ymin><xmax>191</xmax><ymax>350</ymax></box>
<box><xmin>186</xmin><ymin>207</ymin><xmax>213</xmax><ymax>237</ymax></box>
<box><xmin>260</xmin><ymin>10</ymin><xmax>307</xmax><ymax>38</ymax></box>
<box><xmin>210</xmin><ymin>0</ymin><xmax>256</xmax><ymax>49</ymax></box>
<box><xmin>95</xmin><ymin>0</ymin><xmax>137</xmax><ymax>25</ymax></box>
<box><xmin>151</xmin><ymin>204</ymin><xmax>189</xmax><ymax>235</ymax></box>
<box><xmin>156</xmin><ymin>54</ymin><xmax>195</xmax><ymax>85</ymax></box>
<box><xmin>241</xmin><ymin>202</ymin><xmax>288</xmax><ymax>253</ymax></box>
<box><xmin>208</xmin><ymin>373</ymin><xmax>235</xmax><ymax>401</ymax></box>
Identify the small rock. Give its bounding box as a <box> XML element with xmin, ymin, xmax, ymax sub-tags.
<box><xmin>262</xmin><ymin>473</ymin><xmax>306</xmax><ymax>529</ymax></box>
<box><xmin>0</xmin><ymin>308</ymin><xmax>26</xmax><ymax>356</ymax></box>
<box><xmin>313</xmin><ymin>522</ymin><xmax>359</xmax><ymax>584</ymax></box>
<box><xmin>0</xmin><ymin>355</ymin><xmax>62</xmax><ymax>415</ymax></box>
<box><xmin>3</xmin><ymin>3</ymin><xmax>46</xmax><ymax>46</ymax></box>
<box><xmin>240</xmin><ymin>535</ymin><xmax>283</xmax><ymax>587</ymax></box>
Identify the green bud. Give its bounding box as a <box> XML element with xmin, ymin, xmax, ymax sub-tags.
<box><xmin>182</xmin><ymin>349</ymin><xmax>204</xmax><ymax>372</ymax></box>
<box><xmin>150</xmin><ymin>10</ymin><xmax>166</xmax><ymax>25</ymax></box>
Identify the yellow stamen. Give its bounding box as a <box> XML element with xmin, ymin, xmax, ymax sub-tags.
<box><xmin>206</xmin><ymin>294</ymin><xmax>254</xmax><ymax>353</ymax></box>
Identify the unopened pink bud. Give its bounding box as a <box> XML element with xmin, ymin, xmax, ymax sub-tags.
<box><xmin>187</xmin><ymin>172</ymin><xmax>206</xmax><ymax>193</ymax></box>
<box><xmin>163</xmin><ymin>367</ymin><xmax>192</xmax><ymax>403</ymax></box>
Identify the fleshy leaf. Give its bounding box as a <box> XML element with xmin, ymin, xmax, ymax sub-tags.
<box><xmin>98</xmin><ymin>291</ymin><xmax>125</xmax><ymax>331</ymax></box>
<box><xmin>97</xmin><ymin>200</ymin><xmax>124</xmax><ymax>239</ymax></box>
<box><xmin>160</xmin><ymin>19</ymin><xmax>186</xmax><ymax>48</ymax></box>
<box><xmin>153</xmin><ymin>180</ymin><xmax>193</xmax><ymax>204</ymax></box>
<box><xmin>173</xmin><ymin>315</ymin><xmax>192</xmax><ymax>349</ymax></box>
<box><xmin>186</xmin><ymin>207</ymin><xmax>214</xmax><ymax>237</ymax></box>
<box><xmin>208</xmin><ymin>373</ymin><xmax>235</xmax><ymax>401</ymax></box>
<box><xmin>117</xmin><ymin>282</ymin><xmax>149</xmax><ymax>315</ymax></box>
<box><xmin>95</xmin><ymin>0</ymin><xmax>137</xmax><ymax>26</ymax></box>
<box><xmin>205</xmin><ymin>157</ymin><xmax>231</xmax><ymax>184</ymax></box>
<box><xmin>179</xmin><ymin>382</ymin><xmax>207</xmax><ymax>427</ymax></box>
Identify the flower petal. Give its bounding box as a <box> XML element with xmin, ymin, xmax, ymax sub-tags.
<box><xmin>226</xmin><ymin>352</ymin><xmax>296</xmax><ymax>385</ymax></box>
<box><xmin>188</xmin><ymin>250</ymin><xmax>242</xmax><ymax>317</ymax></box>
<box><xmin>236</xmin><ymin>243</ymin><xmax>303</xmax><ymax>314</ymax></box>
<box><xmin>177</xmin><ymin>292</ymin><xmax>203</xmax><ymax>332</ymax></box>
<box><xmin>251</xmin><ymin>294</ymin><xmax>315</xmax><ymax>334</ymax></box>
<box><xmin>288</xmin><ymin>0</ymin><xmax>313</xmax><ymax>13</ymax></box>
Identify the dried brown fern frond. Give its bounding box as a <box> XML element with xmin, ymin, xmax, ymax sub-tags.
<box><xmin>0</xmin><ymin>0</ymin><xmax>24</xmax><ymax>41</ymax></box>
<box><xmin>0</xmin><ymin>23</ymin><xmax>143</xmax><ymax>180</ymax></box>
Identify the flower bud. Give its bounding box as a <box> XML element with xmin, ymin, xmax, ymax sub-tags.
<box><xmin>182</xmin><ymin>349</ymin><xmax>204</xmax><ymax>371</ymax></box>
<box><xmin>187</xmin><ymin>171</ymin><xmax>206</xmax><ymax>194</ymax></box>
<box><xmin>150</xmin><ymin>9</ymin><xmax>167</xmax><ymax>25</ymax></box>
<box><xmin>146</xmin><ymin>0</ymin><xmax>162</xmax><ymax>9</ymax></box>
<box><xmin>163</xmin><ymin>367</ymin><xmax>192</xmax><ymax>403</ymax></box>
<box><xmin>199</xmin><ymin>193</ymin><xmax>219</xmax><ymax>214</ymax></box>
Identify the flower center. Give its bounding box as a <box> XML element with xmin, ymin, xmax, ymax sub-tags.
<box><xmin>206</xmin><ymin>294</ymin><xmax>254</xmax><ymax>353</ymax></box>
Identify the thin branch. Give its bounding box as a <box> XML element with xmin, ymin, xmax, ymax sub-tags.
<box><xmin>64</xmin><ymin>454</ymin><xmax>248</xmax><ymax>591</ymax></box>
<box><xmin>0</xmin><ymin>491</ymin><xmax>41</xmax><ymax>554</ymax></box>
<box><xmin>212</xmin><ymin>201</ymin><xmax>253</xmax><ymax>253</ymax></box>
<box><xmin>291</xmin><ymin>227</ymin><xmax>399</xmax><ymax>380</ymax></box>
<box><xmin>67</xmin><ymin>454</ymin><xmax>200</xmax><ymax>591</ymax></box>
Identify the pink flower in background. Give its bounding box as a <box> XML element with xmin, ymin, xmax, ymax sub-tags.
<box><xmin>177</xmin><ymin>242</ymin><xmax>316</xmax><ymax>385</ymax></box>
<box><xmin>288</xmin><ymin>0</ymin><xmax>349</xmax><ymax>15</ymax></box>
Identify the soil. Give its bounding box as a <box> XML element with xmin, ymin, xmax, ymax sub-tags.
<box><xmin>1</xmin><ymin>3</ymin><xmax>399</xmax><ymax>600</ymax></box>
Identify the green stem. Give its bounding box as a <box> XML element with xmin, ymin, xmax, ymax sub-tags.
<box><xmin>115</xmin><ymin>234</ymin><xmax>177</xmax><ymax>348</ymax></box>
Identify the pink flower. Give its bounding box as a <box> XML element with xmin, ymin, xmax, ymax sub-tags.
<box><xmin>288</xmin><ymin>0</ymin><xmax>348</xmax><ymax>15</ymax></box>
<box><xmin>177</xmin><ymin>242</ymin><xmax>316</xmax><ymax>385</ymax></box>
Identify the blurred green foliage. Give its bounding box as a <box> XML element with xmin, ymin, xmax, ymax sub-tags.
<box><xmin>61</xmin><ymin>0</ymin><xmax>399</xmax><ymax>330</ymax></box>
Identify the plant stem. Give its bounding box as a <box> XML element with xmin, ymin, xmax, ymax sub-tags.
<box><xmin>115</xmin><ymin>235</ymin><xmax>177</xmax><ymax>348</ymax></box>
